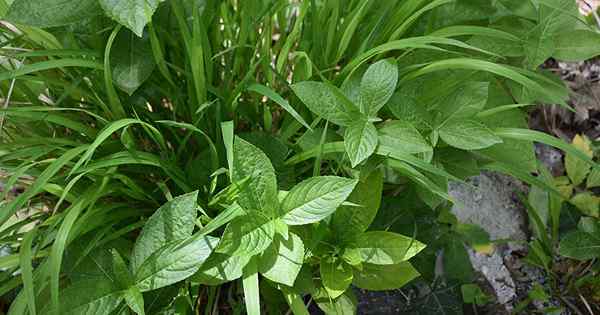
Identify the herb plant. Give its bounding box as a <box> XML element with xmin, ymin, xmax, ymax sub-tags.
<box><xmin>1</xmin><ymin>0</ymin><xmax>600</xmax><ymax>314</ymax></box>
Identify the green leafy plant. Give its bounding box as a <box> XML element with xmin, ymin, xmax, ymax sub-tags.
<box><xmin>521</xmin><ymin>134</ymin><xmax>600</xmax><ymax>313</ymax></box>
<box><xmin>1</xmin><ymin>0</ymin><xmax>600</xmax><ymax>314</ymax></box>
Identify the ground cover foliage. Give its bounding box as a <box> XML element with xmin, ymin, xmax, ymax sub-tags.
<box><xmin>1</xmin><ymin>0</ymin><xmax>600</xmax><ymax>314</ymax></box>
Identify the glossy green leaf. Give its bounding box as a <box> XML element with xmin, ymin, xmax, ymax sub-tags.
<box><xmin>135</xmin><ymin>235</ymin><xmax>219</xmax><ymax>291</ymax></box>
<box><xmin>315</xmin><ymin>290</ymin><xmax>358</xmax><ymax>315</ymax></box>
<box><xmin>99</xmin><ymin>0</ymin><xmax>162</xmax><ymax>36</ymax></box>
<box><xmin>131</xmin><ymin>191</ymin><xmax>198</xmax><ymax>271</ymax></box>
<box><xmin>349</xmin><ymin>231</ymin><xmax>426</xmax><ymax>265</ymax></box>
<box><xmin>353</xmin><ymin>262</ymin><xmax>419</xmax><ymax>291</ymax></box>
<box><xmin>439</xmin><ymin>120</ymin><xmax>502</xmax><ymax>150</ymax></box>
<box><xmin>360</xmin><ymin>59</ymin><xmax>398</xmax><ymax>116</ymax></box>
<box><xmin>281</xmin><ymin>176</ymin><xmax>358</xmax><ymax>225</ymax></box>
<box><xmin>344</xmin><ymin>119</ymin><xmax>378</xmax><ymax>167</ymax></box>
<box><xmin>320</xmin><ymin>258</ymin><xmax>353</xmax><ymax>299</ymax></box>
<box><xmin>258</xmin><ymin>232</ymin><xmax>305</xmax><ymax>286</ymax></box>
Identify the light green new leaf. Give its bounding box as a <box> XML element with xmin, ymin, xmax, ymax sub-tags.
<box><xmin>559</xmin><ymin>231</ymin><xmax>600</xmax><ymax>260</ymax></box>
<box><xmin>332</xmin><ymin>169</ymin><xmax>384</xmax><ymax>242</ymax></box>
<box><xmin>321</xmin><ymin>259</ymin><xmax>353</xmax><ymax>299</ymax></box>
<box><xmin>439</xmin><ymin>120</ymin><xmax>502</xmax><ymax>150</ymax></box>
<box><xmin>6</xmin><ymin>0</ymin><xmax>102</xmax><ymax>28</ymax></box>
<box><xmin>360</xmin><ymin>59</ymin><xmax>398</xmax><ymax>116</ymax></box>
<box><xmin>570</xmin><ymin>193</ymin><xmax>599</xmax><ymax>218</ymax></box>
<box><xmin>565</xmin><ymin>135</ymin><xmax>593</xmax><ymax>186</ymax></box>
<box><xmin>315</xmin><ymin>290</ymin><xmax>357</xmax><ymax>315</ymax></box>
<box><xmin>216</xmin><ymin>215</ymin><xmax>275</xmax><ymax>256</ymax></box>
<box><xmin>131</xmin><ymin>191</ymin><xmax>198</xmax><ymax>272</ymax></box>
<box><xmin>242</xmin><ymin>258</ymin><xmax>261</xmax><ymax>315</ymax></box>
<box><xmin>259</xmin><ymin>232</ymin><xmax>304</xmax><ymax>286</ymax></box>
<box><xmin>192</xmin><ymin>253</ymin><xmax>251</xmax><ymax>285</ymax></box>
<box><xmin>587</xmin><ymin>168</ymin><xmax>600</xmax><ymax>189</ymax></box>
<box><xmin>111</xmin><ymin>30</ymin><xmax>156</xmax><ymax>95</ymax></box>
<box><xmin>291</xmin><ymin>81</ymin><xmax>360</xmax><ymax>126</ymax></box>
<box><xmin>344</xmin><ymin>119</ymin><xmax>378</xmax><ymax>167</ymax></box>
<box><xmin>353</xmin><ymin>262</ymin><xmax>419</xmax><ymax>291</ymax></box>
<box><xmin>233</xmin><ymin>136</ymin><xmax>279</xmax><ymax>215</ymax></box>
<box><xmin>378</xmin><ymin>120</ymin><xmax>432</xmax><ymax>155</ymax></box>
<box><xmin>99</xmin><ymin>0</ymin><xmax>163</xmax><ymax>37</ymax></box>
<box><xmin>135</xmin><ymin>235</ymin><xmax>219</xmax><ymax>291</ymax></box>
<box><xmin>281</xmin><ymin>176</ymin><xmax>358</xmax><ymax>225</ymax></box>
<box><xmin>349</xmin><ymin>231</ymin><xmax>426</xmax><ymax>265</ymax></box>
<box><xmin>554</xmin><ymin>30</ymin><xmax>600</xmax><ymax>61</ymax></box>
<box><xmin>123</xmin><ymin>287</ymin><xmax>145</xmax><ymax>315</ymax></box>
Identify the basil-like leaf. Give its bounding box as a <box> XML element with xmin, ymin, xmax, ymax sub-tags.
<box><xmin>281</xmin><ymin>176</ymin><xmax>358</xmax><ymax>225</ymax></box>
<box><xmin>258</xmin><ymin>232</ymin><xmax>305</xmax><ymax>286</ymax></box>
<box><xmin>349</xmin><ymin>231</ymin><xmax>426</xmax><ymax>265</ymax></box>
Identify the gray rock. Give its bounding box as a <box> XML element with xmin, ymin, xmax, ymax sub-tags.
<box><xmin>449</xmin><ymin>172</ymin><xmax>529</xmax><ymax>311</ymax></box>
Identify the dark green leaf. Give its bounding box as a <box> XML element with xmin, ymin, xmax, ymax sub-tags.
<box><xmin>332</xmin><ymin>169</ymin><xmax>384</xmax><ymax>242</ymax></box>
<box><xmin>559</xmin><ymin>231</ymin><xmax>600</xmax><ymax>260</ymax></box>
<box><xmin>6</xmin><ymin>0</ymin><xmax>102</xmax><ymax>28</ymax></box>
<box><xmin>111</xmin><ymin>30</ymin><xmax>156</xmax><ymax>95</ymax></box>
<box><xmin>378</xmin><ymin>120</ymin><xmax>432</xmax><ymax>155</ymax></box>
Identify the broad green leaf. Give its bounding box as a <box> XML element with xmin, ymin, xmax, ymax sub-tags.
<box><xmin>443</xmin><ymin>237</ymin><xmax>474</xmax><ymax>282</ymax></box>
<box><xmin>378</xmin><ymin>120</ymin><xmax>432</xmax><ymax>155</ymax></box>
<box><xmin>587</xmin><ymin>168</ymin><xmax>600</xmax><ymax>189</ymax></box>
<box><xmin>353</xmin><ymin>262</ymin><xmax>419</xmax><ymax>291</ymax></box>
<box><xmin>439</xmin><ymin>120</ymin><xmax>502</xmax><ymax>150</ymax></box>
<box><xmin>386</xmin><ymin>92</ymin><xmax>431</xmax><ymax>128</ymax></box>
<box><xmin>570</xmin><ymin>193</ymin><xmax>599</xmax><ymax>218</ymax></box>
<box><xmin>344</xmin><ymin>119</ymin><xmax>377</xmax><ymax>167</ymax></box>
<box><xmin>332</xmin><ymin>169</ymin><xmax>384</xmax><ymax>242</ymax></box>
<box><xmin>497</xmin><ymin>0</ymin><xmax>537</xmax><ymax>19</ymax></box>
<box><xmin>559</xmin><ymin>231</ymin><xmax>600</xmax><ymax>260</ymax></box>
<box><xmin>360</xmin><ymin>59</ymin><xmax>398</xmax><ymax>116</ymax></box>
<box><xmin>233</xmin><ymin>136</ymin><xmax>279</xmax><ymax>215</ymax></box>
<box><xmin>523</xmin><ymin>24</ymin><xmax>554</xmax><ymax>69</ymax></box>
<box><xmin>131</xmin><ymin>191</ymin><xmax>198</xmax><ymax>272</ymax></box>
<box><xmin>315</xmin><ymin>289</ymin><xmax>357</xmax><ymax>315</ymax></box>
<box><xmin>281</xmin><ymin>176</ymin><xmax>358</xmax><ymax>225</ymax></box>
<box><xmin>435</xmin><ymin>82</ymin><xmax>489</xmax><ymax>121</ymax></box>
<box><xmin>216</xmin><ymin>215</ymin><xmax>275</xmax><ymax>256</ymax></box>
<box><xmin>135</xmin><ymin>235</ymin><xmax>219</xmax><ymax>291</ymax></box>
<box><xmin>565</xmin><ymin>134</ymin><xmax>593</xmax><ymax>186</ymax></box>
<box><xmin>554</xmin><ymin>30</ymin><xmax>600</xmax><ymax>61</ymax></box>
<box><xmin>291</xmin><ymin>81</ymin><xmax>360</xmax><ymax>126</ymax></box>
<box><xmin>349</xmin><ymin>231</ymin><xmax>426</xmax><ymax>265</ymax></box>
<box><xmin>320</xmin><ymin>259</ymin><xmax>353</xmax><ymax>299</ymax></box>
<box><xmin>258</xmin><ymin>232</ymin><xmax>305</xmax><ymax>286</ymax></box>
<box><xmin>111</xmin><ymin>249</ymin><xmax>134</xmax><ymax>288</ymax></box>
<box><xmin>41</xmin><ymin>279</ymin><xmax>123</xmax><ymax>315</ymax></box>
<box><xmin>99</xmin><ymin>0</ymin><xmax>162</xmax><ymax>37</ymax></box>
<box><xmin>111</xmin><ymin>30</ymin><xmax>156</xmax><ymax>95</ymax></box>
<box><xmin>192</xmin><ymin>253</ymin><xmax>251</xmax><ymax>285</ymax></box>
<box><xmin>6</xmin><ymin>0</ymin><xmax>102</xmax><ymax>28</ymax></box>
